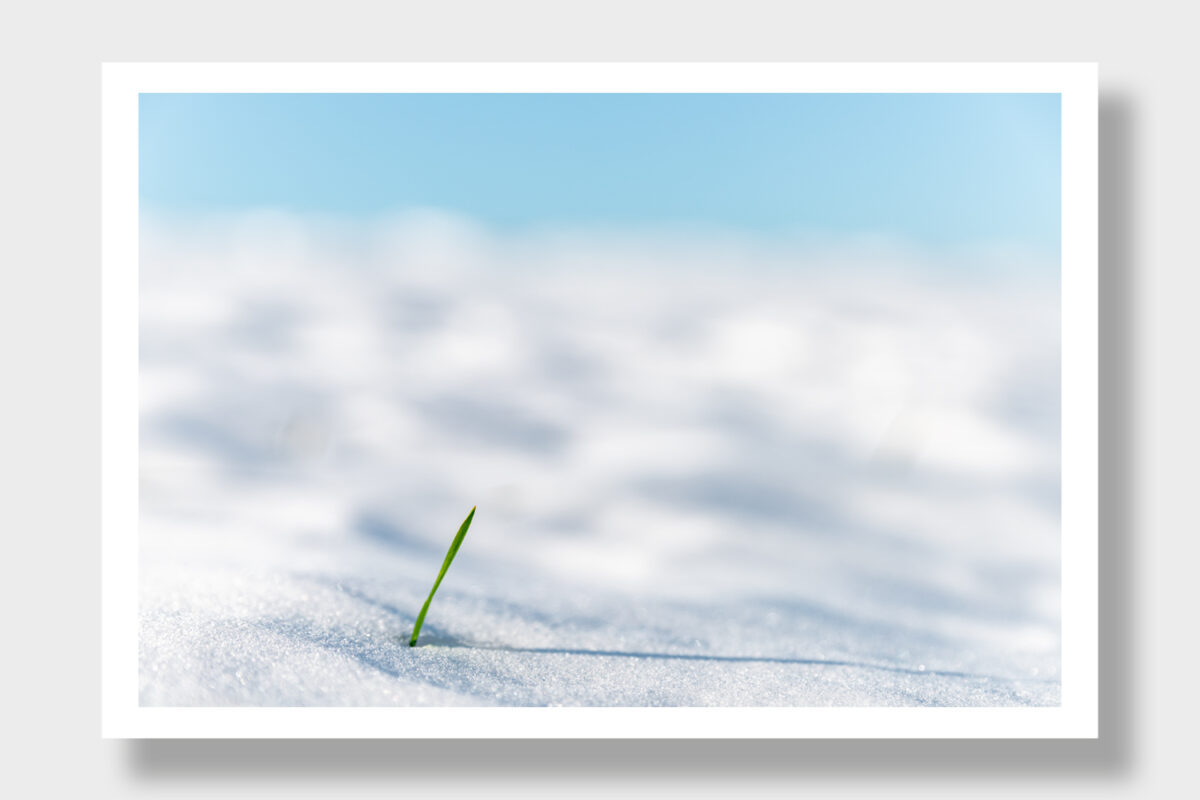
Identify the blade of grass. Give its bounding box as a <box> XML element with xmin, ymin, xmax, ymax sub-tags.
<box><xmin>409</xmin><ymin>506</ymin><xmax>476</xmax><ymax>647</ymax></box>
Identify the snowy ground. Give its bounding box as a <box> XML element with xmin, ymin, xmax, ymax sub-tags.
<box><xmin>139</xmin><ymin>213</ymin><xmax>1061</xmax><ymax>706</ymax></box>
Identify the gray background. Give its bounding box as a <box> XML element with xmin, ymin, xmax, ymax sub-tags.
<box><xmin>1</xmin><ymin>0</ymin><xmax>1191</xmax><ymax>796</ymax></box>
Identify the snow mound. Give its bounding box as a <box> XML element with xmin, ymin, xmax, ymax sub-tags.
<box><xmin>139</xmin><ymin>214</ymin><xmax>1060</xmax><ymax>706</ymax></box>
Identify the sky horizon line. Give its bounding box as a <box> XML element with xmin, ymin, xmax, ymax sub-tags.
<box><xmin>140</xmin><ymin>92</ymin><xmax>1061</xmax><ymax>256</ymax></box>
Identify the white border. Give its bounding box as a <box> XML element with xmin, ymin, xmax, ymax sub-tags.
<box><xmin>101</xmin><ymin>62</ymin><xmax>1098</xmax><ymax>739</ymax></box>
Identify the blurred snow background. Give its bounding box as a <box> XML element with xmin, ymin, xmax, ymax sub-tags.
<box><xmin>138</xmin><ymin>212</ymin><xmax>1060</xmax><ymax>706</ymax></box>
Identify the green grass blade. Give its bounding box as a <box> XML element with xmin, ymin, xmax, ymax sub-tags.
<box><xmin>409</xmin><ymin>506</ymin><xmax>476</xmax><ymax>647</ymax></box>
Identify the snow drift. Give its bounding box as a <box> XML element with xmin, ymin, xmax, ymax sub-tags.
<box><xmin>138</xmin><ymin>212</ymin><xmax>1060</xmax><ymax>706</ymax></box>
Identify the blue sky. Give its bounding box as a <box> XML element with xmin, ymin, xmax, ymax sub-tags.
<box><xmin>140</xmin><ymin>93</ymin><xmax>1060</xmax><ymax>252</ymax></box>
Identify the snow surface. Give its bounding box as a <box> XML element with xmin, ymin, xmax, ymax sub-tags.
<box><xmin>139</xmin><ymin>213</ymin><xmax>1061</xmax><ymax>706</ymax></box>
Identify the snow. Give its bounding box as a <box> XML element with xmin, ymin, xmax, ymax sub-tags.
<box><xmin>138</xmin><ymin>213</ymin><xmax>1061</xmax><ymax>706</ymax></box>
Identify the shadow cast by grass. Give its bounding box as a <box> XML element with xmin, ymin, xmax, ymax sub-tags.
<box><xmin>304</xmin><ymin>574</ymin><xmax>1048</xmax><ymax>688</ymax></box>
<box><xmin>421</xmin><ymin>639</ymin><xmax>1056</xmax><ymax>686</ymax></box>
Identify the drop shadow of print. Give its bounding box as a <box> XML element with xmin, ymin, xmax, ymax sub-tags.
<box><xmin>126</xmin><ymin>93</ymin><xmax>1135</xmax><ymax>780</ymax></box>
